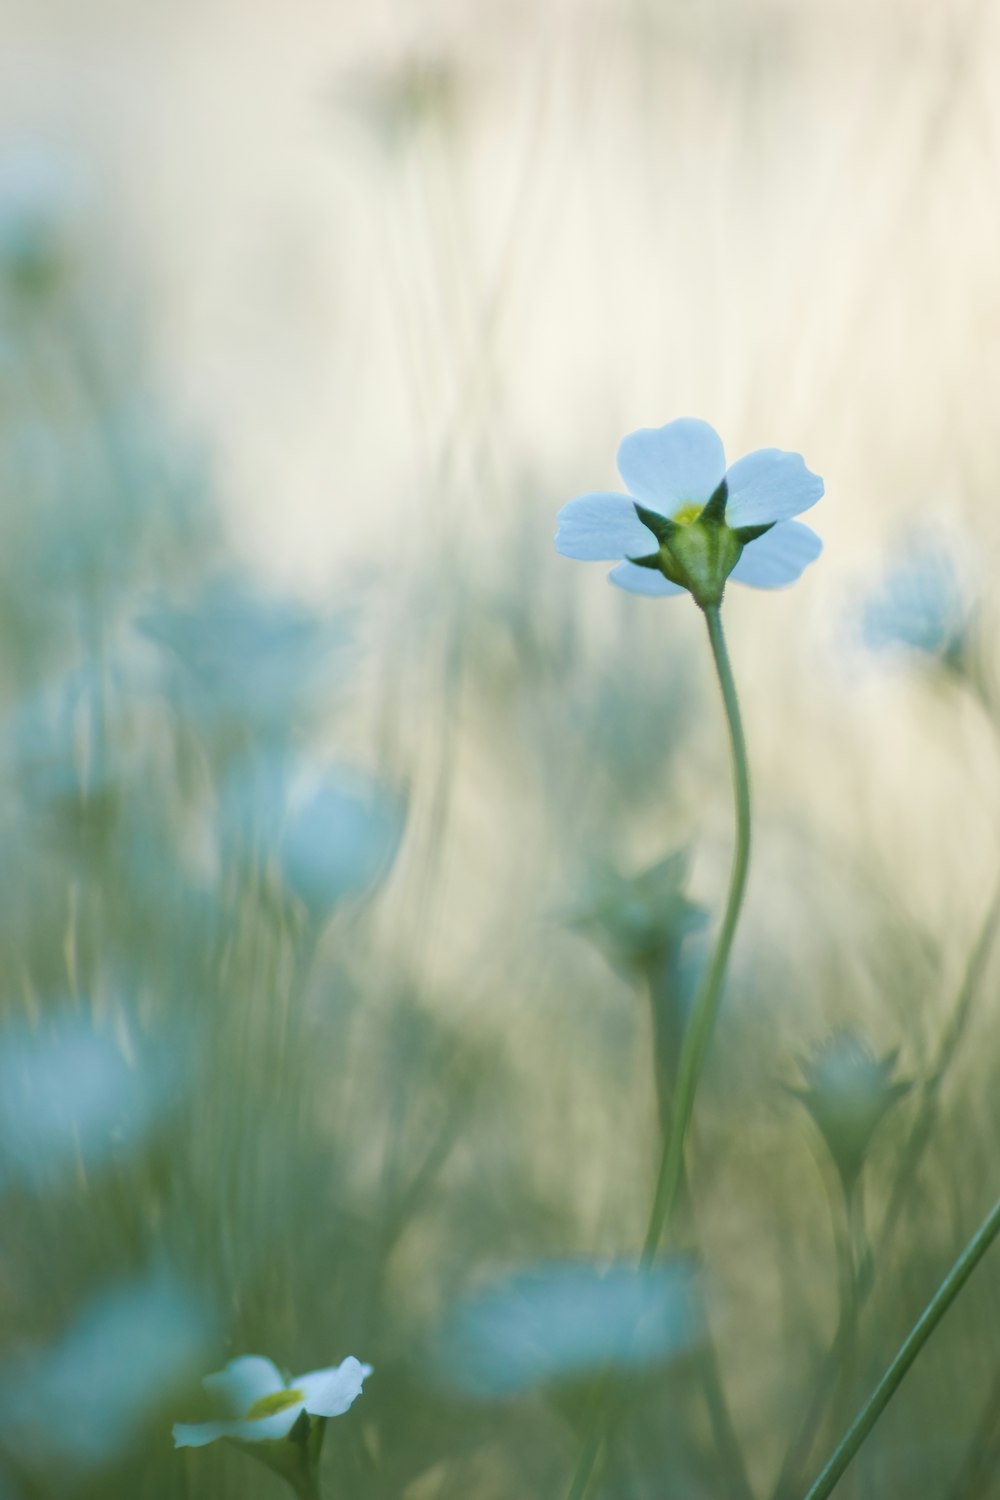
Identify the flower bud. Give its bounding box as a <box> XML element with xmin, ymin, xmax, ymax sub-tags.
<box><xmin>793</xmin><ymin>1032</ymin><xmax>910</xmax><ymax>1192</ymax></box>
<box><xmin>567</xmin><ymin>849</ymin><xmax>707</xmax><ymax>979</ymax></box>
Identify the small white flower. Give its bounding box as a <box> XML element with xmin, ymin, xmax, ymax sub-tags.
<box><xmin>555</xmin><ymin>417</ymin><xmax>823</xmax><ymax>605</ymax></box>
<box><xmin>173</xmin><ymin>1354</ymin><xmax>371</xmax><ymax>1449</ymax></box>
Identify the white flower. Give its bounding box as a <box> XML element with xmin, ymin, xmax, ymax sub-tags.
<box><xmin>173</xmin><ymin>1354</ymin><xmax>371</xmax><ymax>1448</ymax></box>
<box><xmin>555</xmin><ymin>417</ymin><xmax>823</xmax><ymax>604</ymax></box>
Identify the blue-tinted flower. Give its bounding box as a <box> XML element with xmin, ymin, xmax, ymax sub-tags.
<box><xmin>435</xmin><ymin>1259</ymin><xmax>700</xmax><ymax>1398</ymax></box>
<box><xmin>0</xmin><ymin>1269</ymin><xmax>215</xmax><ymax>1471</ymax></box>
<box><xmin>280</xmin><ymin>768</ymin><xmax>405</xmax><ymax>925</ymax></box>
<box><xmin>173</xmin><ymin>1354</ymin><xmax>371</xmax><ymax>1448</ymax></box>
<box><xmin>0</xmin><ymin>1011</ymin><xmax>183</xmax><ymax>1192</ymax></box>
<box><xmin>861</xmin><ymin>546</ymin><xmax>968</xmax><ymax>664</ymax></box>
<box><xmin>136</xmin><ymin>575</ymin><xmax>350</xmax><ymax>745</ymax></box>
<box><xmin>555</xmin><ymin>418</ymin><xmax>823</xmax><ymax>606</ymax></box>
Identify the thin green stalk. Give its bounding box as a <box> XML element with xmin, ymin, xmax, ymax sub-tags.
<box><xmin>860</xmin><ymin>873</ymin><xmax>1000</xmax><ymax>1297</ymax></box>
<box><xmin>772</xmin><ymin>874</ymin><xmax>1000</xmax><ymax>1500</ymax></box>
<box><xmin>564</xmin><ymin>603</ymin><xmax>752</xmax><ymax>1500</ymax></box>
<box><xmin>641</xmin><ymin>603</ymin><xmax>751</xmax><ymax>1264</ymax></box>
<box><xmin>803</xmin><ymin>1190</ymin><xmax>1000</xmax><ymax>1500</ymax></box>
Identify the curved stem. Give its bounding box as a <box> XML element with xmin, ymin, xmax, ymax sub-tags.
<box><xmin>641</xmin><ymin>603</ymin><xmax>751</xmax><ymax>1264</ymax></box>
<box><xmin>804</xmin><ymin>1191</ymin><xmax>1000</xmax><ymax>1500</ymax></box>
<box><xmin>563</xmin><ymin>603</ymin><xmax>752</xmax><ymax>1500</ymax></box>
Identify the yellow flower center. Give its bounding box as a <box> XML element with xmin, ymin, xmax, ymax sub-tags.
<box><xmin>672</xmin><ymin>502</ymin><xmax>703</xmax><ymax>526</ymax></box>
<box><xmin>246</xmin><ymin>1388</ymin><xmax>304</xmax><ymax>1420</ymax></box>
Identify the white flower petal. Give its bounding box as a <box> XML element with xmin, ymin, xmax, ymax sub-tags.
<box><xmin>616</xmin><ymin>419</ymin><xmax>726</xmax><ymax>509</ymax></box>
<box><xmin>173</xmin><ymin>1402</ymin><xmax>305</xmax><ymax>1446</ymax></box>
<box><xmin>203</xmin><ymin>1355</ymin><xmax>284</xmax><ymax>1417</ymax></box>
<box><xmin>554</xmin><ymin>493</ymin><xmax>655</xmax><ymax>561</ymax></box>
<box><xmin>230</xmin><ymin>1402</ymin><xmax>306</xmax><ymax>1442</ymax></box>
<box><xmin>723</xmin><ymin>449</ymin><xmax>824</xmax><ymax>527</ymax></box>
<box><xmin>296</xmin><ymin>1357</ymin><xmax>373</xmax><ymax>1417</ymax></box>
<box><xmin>173</xmin><ymin>1420</ymin><xmax>234</xmax><ymax>1449</ymax></box>
<box><xmin>608</xmin><ymin>562</ymin><xmax>685</xmax><ymax>598</ymax></box>
<box><xmin>729</xmin><ymin>521</ymin><xmax>823</xmax><ymax>589</ymax></box>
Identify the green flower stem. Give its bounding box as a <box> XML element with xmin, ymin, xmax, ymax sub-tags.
<box><xmin>563</xmin><ymin>603</ymin><xmax>752</xmax><ymax>1500</ymax></box>
<box><xmin>641</xmin><ymin>602</ymin><xmax>751</xmax><ymax>1264</ymax></box>
<box><xmin>803</xmin><ymin>1190</ymin><xmax>1000</xmax><ymax>1500</ymax></box>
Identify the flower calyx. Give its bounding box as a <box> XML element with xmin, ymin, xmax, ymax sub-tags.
<box><xmin>628</xmin><ymin>483</ymin><xmax>766</xmax><ymax>609</ymax></box>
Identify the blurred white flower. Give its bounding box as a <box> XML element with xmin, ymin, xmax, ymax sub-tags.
<box><xmin>436</xmin><ymin>1258</ymin><xmax>700</xmax><ymax>1397</ymax></box>
<box><xmin>173</xmin><ymin>1354</ymin><xmax>371</xmax><ymax>1448</ymax></box>
<box><xmin>0</xmin><ymin>1011</ymin><xmax>182</xmax><ymax>1191</ymax></box>
<box><xmin>136</xmin><ymin>575</ymin><xmax>351</xmax><ymax>744</ymax></box>
<box><xmin>280</xmin><ymin>767</ymin><xmax>405</xmax><ymax>924</ymax></box>
<box><xmin>0</xmin><ymin>1270</ymin><xmax>215</xmax><ymax>1472</ymax></box>
<box><xmin>861</xmin><ymin>544</ymin><xmax>969</xmax><ymax>665</ymax></box>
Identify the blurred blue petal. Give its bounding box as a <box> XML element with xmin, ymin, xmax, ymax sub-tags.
<box><xmin>280</xmin><ymin>768</ymin><xmax>405</xmax><ymax>922</ymax></box>
<box><xmin>729</xmin><ymin>520</ymin><xmax>823</xmax><ymax>589</ymax></box>
<box><xmin>436</xmin><ymin>1258</ymin><xmax>701</xmax><ymax>1396</ymax></box>
<box><xmin>861</xmin><ymin>548</ymin><xmax>967</xmax><ymax>659</ymax></box>
<box><xmin>617</xmin><ymin>420</ymin><xmax>726</xmax><ymax>509</ymax></box>
<box><xmin>554</xmin><ymin>494</ymin><xmax>654</xmax><ymax>561</ymax></box>
<box><xmin>0</xmin><ymin>1269</ymin><xmax>216</xmax><ymax>1471</ymax></box>
<box><xmin>136</xmin><ymin>575</ymin><xmax>351</xmax><ymax>740</ymax></box>
<box><xmin>0</xmin><ymin>1011</ymin><xmax>183</xmax><ymax>1190</ymax></box>
<box><xmin>722</xmin><ymin>449</ymin><xmax>824</xmax><ymax>528</ymax></box>
<box><xmin>608</xmin><ymin>562</ymin><xmax>684</xmax><ymax>597</ymax></box>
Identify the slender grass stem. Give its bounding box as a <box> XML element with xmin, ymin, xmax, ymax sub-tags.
<box><xmin>803</xmin><ymin>1190</ymin><xmax>1000</xmax><ymax>1500</ymax></box>
<box><xmin>641</xmin><ymin>603</ymin><xmax>751</xmax><ymax>1264</ymax></box>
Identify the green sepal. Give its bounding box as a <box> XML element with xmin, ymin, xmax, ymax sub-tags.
<box><xmin>626</xmin><ymin>550</ymin><xmax>688</xmax><ymax>590</ymax></box>
<box><xmin>227</xmin><ymin>1410</ymin><xmax>327</xmax><ymax>1498</ymax></box>
<box><xmin>698</xmin><ymin>479</ymin><xmax>729</xmax><ymax>526</ymax></box>
<box><xmin>633</xmin><ymin>502</ymin><xmax>677</xmax><ymax>543</ymax></box>
<box><xmin>732</xmin><ymin>520</ymin><xmax>775</xmax><ymax>545</ymax></box>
